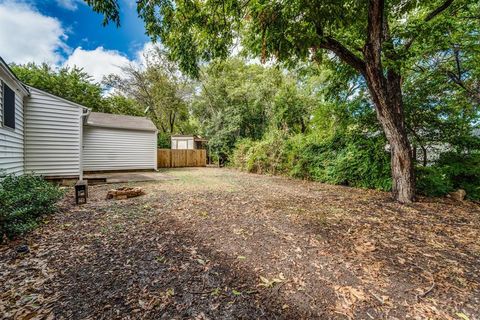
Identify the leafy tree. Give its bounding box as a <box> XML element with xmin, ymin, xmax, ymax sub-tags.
<box><xmin>191</xmin><ymin>59</ymin><xmax>284</xmax><ymax>158</ymax></box>
<box><xmin>401</xmin><ymin>7</ymin><xmax>480</xmax><ymax>164</ymax></box>
<box><xmin>271</xmin><ymin>77</ymin><xmax>313</xmax><ymax>134</ymax></box>
<box><xmin>99</xmin><ymin>95</ymin><xmax>144</xmax><ymax>116</ymax></box>
<box><xmin>86</xmin><ymin>0</ymin><xmax>478</xmax><ymax>202</ymax></box>
<box><xmin>103</xmin><ymin>48</ymin><xmax>192</xmax><ymax>134</ymax></box>
<box><xmin>11</xmin><ymin>63</ymin><xmax>103</xmax><ymax>110</ymax></box>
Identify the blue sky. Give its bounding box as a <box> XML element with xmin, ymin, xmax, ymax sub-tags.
<box><xmin>36</xmin><ymin>0</ymin><xmax>149</xmax><ymax>59</ymax></box>
<box><xmin>0</xmin><ymin>0</ymin><xmax>153</xmax><ymax>82</ymax></box>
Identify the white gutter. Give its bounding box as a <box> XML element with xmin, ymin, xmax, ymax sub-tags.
<box><xmin>79</xmin><ymin>108</ymin><xmax>91</xmax><ymax>180</ymax></box>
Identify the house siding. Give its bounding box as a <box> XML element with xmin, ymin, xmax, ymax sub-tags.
<box><xmin>83</xmin><ymin>126</ymin><xmax>157</xmax><ymax>171</ymax></box>
<box><xmin>24</xmin><ymin>87</ymin><xmax>83</xmax><ymax>177</ymax></box>
<box><xmin>0</xmin><ymin>74</ymin><xmax>26</xmax><ymax>176</ymax></box>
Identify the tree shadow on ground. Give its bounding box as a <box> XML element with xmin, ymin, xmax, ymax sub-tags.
<box><xmin>49</xmin><ymin>206</ymin><xmax>321</xmax><ymax>319</ymax></box>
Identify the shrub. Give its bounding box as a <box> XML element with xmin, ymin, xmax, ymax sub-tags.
<box><xmin>415</xmin><ymin>152</ymin><xmax>480</xmax><ymax>199</ymax></box>
<box><xmin>416</xmin><ymin>166</ymin><xmax>453</xmax><ymax>197</ymax></box>
<box><xmin>231</xmin><ymin>130</ymin><xmax>392</xmax><ymax>191</ymax></box>
<box><xmin>232</xmin><ymin>130</ymin><xmax>480</xmax><ymax>200</ymax></box>
<box><xmin>158</xmin><ymin>132</ymin><xmax>171</xmax><ymax>148</ymax></box>
<box><xmin>436</xmin><ymin>152</ymin><xmax>480</xmax><ymax>200</ymax></box>
<box><xmin>231</xmin><ymin>138</ymin><xmax>256</xmax><ymax>171</ymax></box>
<box><xmin>0</xmin><ymin>174</ymin><xmax>64</xmax><ymax>241</ymax></box>
<box><xmin>231</xmin><ymin>131</ymin><xmax>292</xmax><ymax>174</ymax></box>
<box><xmin>291</xmin><ymin>132</ymin><xmax>392</xmax><ymax>190</ymax></box>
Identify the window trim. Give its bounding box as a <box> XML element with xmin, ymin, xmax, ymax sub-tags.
<box><xmin>1</xmin><ymin>80</ymin><xmax>16</xmax><ymax>131</ymax></box>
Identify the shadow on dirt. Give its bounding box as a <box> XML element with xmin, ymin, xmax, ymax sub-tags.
<box><xmin>50</xmin><ymin>206</ymin><xmax>311</xmax><ymax>319</ymax></box>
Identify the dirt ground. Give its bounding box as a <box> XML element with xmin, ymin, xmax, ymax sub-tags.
<box><xmin>1</xmin><ymin>168</ymin><xmax>479</xmax><ymax>319</ymax></box>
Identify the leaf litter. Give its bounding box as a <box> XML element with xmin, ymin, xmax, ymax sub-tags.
<box><xmin>0</xmin><ymin>167</ymin><xmax>479</xmax><ymax>319</ymax></box>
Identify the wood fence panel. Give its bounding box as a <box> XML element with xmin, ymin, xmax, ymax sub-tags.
<box><xmin>157</xmin><ymin>149</ymin><xmax>206</xmax><ymax>168</ymax></box>
<box><xmin>198</xmin><ymin>150</ymin><xmax>206</xmax><ymax>166</ymax></box>
<box><xmin>157</xmin><ymin>149</ymin><xmax>171</xmax><ymax>168</ymax></box>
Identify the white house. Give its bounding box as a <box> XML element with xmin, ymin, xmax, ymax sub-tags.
<box><xmin>171</xmin><ymin>135</ymin><xmax>207</xmax><ymax>150</ymax></box>
<box><xmin>0</xmin><ymin>57</ymin><xmax>157</xmax><ymax>179</ymax></box>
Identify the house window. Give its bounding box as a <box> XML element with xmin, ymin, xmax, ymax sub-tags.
<box><xmin>2</xmin><ymin>82</ymin><xmax>15</xmax><ymax>129</ymax></box>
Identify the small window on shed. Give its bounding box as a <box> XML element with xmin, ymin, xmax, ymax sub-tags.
<box><xmin>2</xmin><ymin>82</ymin><xmax>15</xmax><ymax>129</ymax></box>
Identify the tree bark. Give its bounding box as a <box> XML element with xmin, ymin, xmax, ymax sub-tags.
<box><xmin>421</xmin><ymin>145</ymin><xmax>427</xmax><ymax>167</ymax></box>
<box><xmin>363</xmin><ymin>50</ymin><xmax>415</xmax><ymax>202</ymax></box>
<box><xmin>362</xmin><ymin>0</ymin><xmax>415</xmax><ymax>203</ymax></box>
<box><xmin>371</xmin><ymin>86</ymin><xmax>415</xmax><ymax>203</ymax></box>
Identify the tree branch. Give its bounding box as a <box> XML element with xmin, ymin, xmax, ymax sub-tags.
<box><xmin>366</xmin><ymin>0</ymin><xmax>385</xmax><ymax>66</ymax></box>
<box><xmin>404</xmin><ymin>0</ymin><xmax>455</xmax><ymax>51</ymax></box>
<box><xmin>425</xmin><ymin>0</ymin><xmax>455</xmax><ymax>22</ymax></box>
<box><xmin>317</xmin><ymin>37</ymin><xmax>366</xmax><ymax>75</ymax></box>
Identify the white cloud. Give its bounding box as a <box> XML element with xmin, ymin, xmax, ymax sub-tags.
<box><xmin>0</xmin><ymin>0</ymin><xmax>69</xmax><ymax>64</ymax></box>
<box><xmin>56</xmin><ymin>0</ymin><xmax>80</xmax><ymax>11</ymax></box>
<box><xmin>0</xmin><ymin>0</ymin><xmax>157</xmax><ymax>83</ymax></box>
<box><xmin>64</xmin><ymin>47</ymin><xmax>131</xmax><ymax>83</ymax></box>
<box><xmin>134</xmin><ymin>41</ymin><xmax>157</xmax><ymax>67</ymax></box>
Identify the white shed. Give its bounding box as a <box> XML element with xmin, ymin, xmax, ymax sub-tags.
<box><xmin>171</xmin><ymin>135</ymin><xmax>208</xmax><ymax>150</ymax></box>
<box><xmin>82</xmin><ymin>112</ymin><xmax>158</xmax><ymax>172</ymax></box>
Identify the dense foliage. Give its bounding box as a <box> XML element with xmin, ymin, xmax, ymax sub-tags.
<box><xmin>86</xmin><ymin>0</ymin><xmax>480</xmax><ymax>202</ymax></box>
<box><xmin>206</xmin><ymin>59</ymin><xmax>479</xmax><ymax>199</ymax></box>
<box><xmin>11</xmin><ymin>63</ymin><xmax>103</xmax><ymax>110</ymax></box>
<box><xmin>192</xmin><ymin>59</ymin><xmax>315</xmax><ymax>160</ymax></box>
<box><xmin>232</xmin><ymin>130</ymin><xmax>392</xmax><ymax>191</ymax></box>
<box><xmin>0</xmin><ymin>174</ymin><xmax>64</xmax><ymax>241</ymax></box>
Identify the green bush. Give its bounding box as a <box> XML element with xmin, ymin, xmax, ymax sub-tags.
<box><xmin>416</xmin><ymin>166</ymin><xmax>453</xmax><ymax>197</ymax></box>
<box><xmin>416</xmin><ymin>152</ymin><xmax>480</xmax><ymax>199</ymax></box>
<box><xmin>291</xmin><ymin>132</ymin><xmax>392</xmax><ymax>190</ymax></box>
<box><xmin>232</xmin><ymin>130</ymin><xmax>392</xmax><ymax>191</ymax></box>
<box><xmin>436</xmin><ymin>152</ymin><xmax>480</xmax><ymax>200</ymax></box>
<box><xmin>232</xmin><ymin>131</ymin><xmax>480</xmax><ymax>200</ymax></box>
<box><xmin>0</xmin><ymin>174</ymin><xmax>64</xmax><ymax>241</ymax></box>
<box><xmin>158</xmin><ymin>132</ymin><xmax>171</xmax><ymax>148</ymax></box>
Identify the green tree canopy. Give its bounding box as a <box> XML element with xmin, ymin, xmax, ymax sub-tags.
<box><xmin>85</xmin><ymin>0</ymin><xmax>479</xmax><ymax>202</ymax></box>
<box><xmin>11</xmin><ymin>63</ymin><xmax>103</xmax><ymax>110</ymax></box>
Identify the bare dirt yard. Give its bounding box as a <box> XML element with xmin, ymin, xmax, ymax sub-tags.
<box><xmin>1</xmin><ymin>168</ymin><xmax>479</xmax><ymax>319</ymax></box>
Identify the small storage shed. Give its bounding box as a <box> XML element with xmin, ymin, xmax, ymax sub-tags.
<box><xmin>82</xmin><ymin>112</ymin><xmax>158</xmax><ymax>172</ymax></box>
<box><xmin>171</xmin><ymin>135</ymin><xmax>208</xmax><ymax>150</ymax></box>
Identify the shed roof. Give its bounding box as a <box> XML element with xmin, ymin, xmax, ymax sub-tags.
<box><xmin>171</xmin><ymin>134</ymin><xmax>208</xmax><ymax>142</ymax></box>
<box><xmin>86</xmin><ymin>112</ymin><xmax>157</xmax><ymax>132</ymax></box>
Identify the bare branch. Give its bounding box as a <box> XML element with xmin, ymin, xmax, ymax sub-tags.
<box><xmin>425</xmin><ymin>0</ymin><xmax>455</xmax><ymax>22</ymax></box>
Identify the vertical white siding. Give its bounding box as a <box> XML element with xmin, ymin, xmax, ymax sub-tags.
<box><xmin>0</xmin><ymin>76</ymin><xmax>26</xmax><ymax>176</ymax></box>
<box><xmin>24</xmin><ymin>87</ymin><xmax>83</xmax><ymax>177</ymax></box>
<box><xmin>83</xmin><ymin>126</ymin><xmax>157</xmax><ymax>171</ymax></box>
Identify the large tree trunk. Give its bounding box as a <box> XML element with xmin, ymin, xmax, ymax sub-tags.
<box><xmin>361</xmin><ymin>0</ymin><xmax>415</xmax><ymax>203</ymax></box>
<box><xmin>364</xmin><ymin>61</ymin><xmax>415</xmax><ymax>203</ymax></box>
<box><xmin>377</xmin><ymin>104</ymin><xmax>415</xmax><ymax>203</ymax></box>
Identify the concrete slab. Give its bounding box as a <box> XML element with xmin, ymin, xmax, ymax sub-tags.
<box><xmin>84</xmin><ymin>171</ymin><xmax>178</xmax><ymax>184</ymax></box>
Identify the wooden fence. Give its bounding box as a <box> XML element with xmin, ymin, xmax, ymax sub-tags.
<box><xmin>157</xmin><ymin>149</ymin><xmax>207</xmax><ymax>168</ymax></box>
